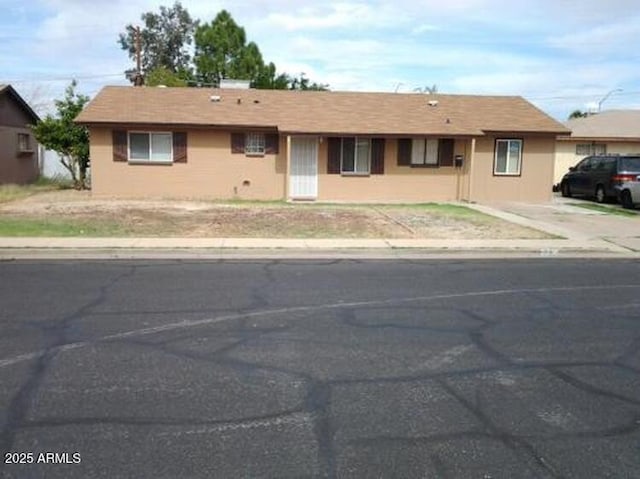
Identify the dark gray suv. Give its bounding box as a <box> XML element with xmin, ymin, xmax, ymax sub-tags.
<box><xmin>560</xmin><ymin>155</ymin><xmax>640</xmax><ymax>203</ymax></box>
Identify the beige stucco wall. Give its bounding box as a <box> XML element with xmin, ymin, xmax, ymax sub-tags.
<box><xmin>0</xmin><ymin>126</ymin><xmax>39</xmax><ymax>184</ymax></box>
<box><xmin>469</xmin><ymin>135</ymin><xmax>555</xmax><ymax>203</ymax></box>
<box><xmin>91</xmin><ymin>128</ymin><xmax>557</xmax><ymax>203</ymax></box>
<box><xmin>90</xmin><ymin>127</ymin><xmax>286</xmax><ymax>199</ymax></box>
<box><xmin>317</xmin><ymin>138</ymin><xmax>469</xmax><ymax>202</ymax></box>
<box><xmin>554</xmin><ymin>140</ymin><xmax>640</xmax><ymax>185</ymax></box>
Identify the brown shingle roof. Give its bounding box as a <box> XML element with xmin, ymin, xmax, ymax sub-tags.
<box><xmin>76</xmin><ymin>86</ymin><xmax>568</xmax><ymax>136</ymax></box>
<box><xmin>562</xmin><ymin>110</ymin><xmax>640</xmax><ymax>140</ymax></box>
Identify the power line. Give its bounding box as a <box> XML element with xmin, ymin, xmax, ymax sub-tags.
<box><xmin>4</xmin><ymin>73</ymin><xmax>125</xmax><ymax>84</ymax></box>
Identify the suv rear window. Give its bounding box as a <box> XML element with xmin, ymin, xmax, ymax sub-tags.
<box><xmin>620</xmin><ymin>157</ymin><xmax>640</xmax><ymax>172</ymax></box>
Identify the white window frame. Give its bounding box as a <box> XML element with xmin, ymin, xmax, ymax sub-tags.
<box><xmin>576</xmin><ymin>143</ymin><xmax>606</xmax><ymax>156</ymax></box>
<box><xmin>341</xmin><ymin>137</ymin><xmax>370</xmax><ymax>175</ymax></box>
<box><xmin>128</xmin><ymin>132</ymin><xmax>173</xmax><ymax>163</ymax></box>
<box><xmin>494</xmin><ymin>139</ymin><xmax>523</xmax><ymax>176</ymax></box>
<box><xmin>245</xmin><ymin>132</ymin><xmax>266</xmax><ymax>156</ymax></box>
<box><xmin>411</xmin><ymin>138</ymin><xmax>439</xmax><ymax>166</ymax></box>
<box><xmin>17</xmin><ymin>133</ymin><xmax>31</xmax><ymax>152</ymax></box>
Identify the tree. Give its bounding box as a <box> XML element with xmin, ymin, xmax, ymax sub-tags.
<box><xmin>568</xmin><ymin>109</ymin><xmax>589</xmax><ymax>119</ymax></box>
<box><xmin>194</xmin><ymin>10</ymin><xmax>265</xmax><ymax>86</ymax></box>
<box><xmin>31</xmin><ymin>81</ymin><xmax>90</xmax><ymax>189</ymax></box>
<box><xmin>286</xmin><ymin>73</ymin><xmax>329</xmax><ymax>91</ymax></box>
<box><xmin>119</xmin><ymin>1</ymin><xmax>198</xmax><ymax>82</ymax></box>
<box><xmin>414</xmin><ymin>84</ymin><xmax>438</xmax><ymax>94</ymax></box>
<box><xmin>193</xmin><ymin>10</ymin><xmax>327</xmax><ymax>90</ymax></box>
<box><xmin>145</xmin><ymin>66</ymin><xmax>188</xmax><ymax>87</ymax></box>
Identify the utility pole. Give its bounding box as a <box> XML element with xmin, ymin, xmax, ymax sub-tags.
<box><xmin>134</xmin><ymin>26</ymin><xmax>144</xmax><ymax>86</ymax></box>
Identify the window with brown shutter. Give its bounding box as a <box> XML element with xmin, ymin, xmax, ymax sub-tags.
<box><xmin>231</xmin><ymin>133</ymin><xmax>245</xmax><ymax>154</ymax></box>
<box><xmin>112</xmin><ymin>130</ymin><xmax>127</xmax><ymax>162</ymax></box>
<box><xmin>438</xmin><ymin>138</ymin><xmax>455</xmax><ymax>167</ymax></box>
<box><xmin>173</xmin><ymin>132</ymin><xmax>187</xmax><ymax>163</ymax></box>
<box><xmin>265</xmin><ymin>134</ymin><xmax>279</xmax><ymax>154</ymax></box>
<box><xmin>397</xmin><ymin>138</ymin><xmax>411</xmax><ymax>166</ymax></box>
<box><xmin>371</xmin><ymin>138</ymin><xmax>385</xmax><ymax>175</ymax></box>
<box><xmin>327</xmin><ymin>137</ymin><xmax>341</xmax><ymax>174</ymax></box>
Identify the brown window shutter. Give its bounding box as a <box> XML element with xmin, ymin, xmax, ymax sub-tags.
<box><xmin>173</xmin><ymin>132</ymin><xmax>187</xmax><ymax>163</ymax></box>
<box><xmin>370</xmin><ymin>138</ymin><xmax>385</xmax><ymax>174</ymax></box>
<box><xmin>265</xmin><ymin>134</ymin><xmax>279</xmax><ymax>154</ymax></box>
<box><xmin>231</xmin><ymin>133</ymin><xmax>245</xmax><ymax>154</ymax></box>
<box><xmin>112</xmin><ymin>130</ymin><xmax>127</xmax><ymax>162</ymax></box>
<box><xmin>397</xmin><ymin>138</ymin><xmax>411</xmax><ymax>166</ymax></box>
<box><xmin>438</xmin><ymin>138</ymin><xmax>455</xmax><ymax>167</ymax></box>
<box><xmin>327</xmin><ymin>137</ymin><xmax>341</xmax><ymax>174</ymax></box>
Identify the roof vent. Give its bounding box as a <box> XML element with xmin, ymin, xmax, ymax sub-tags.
<box><xmin>210</xmin><ymin>95</ymin><xmax>221</xmax><ymax>102</ymax></box>
<box><xmin>427</xmin><ymin>100</ymin><xmax>439</xmax><ymax>107</ymax></box>
<box><xmin>220</xmin><ymin>79</ymin><xmax>251</xmax><ymax>89</ymax></box>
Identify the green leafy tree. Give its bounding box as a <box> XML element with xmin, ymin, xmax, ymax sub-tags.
<box><xmin>194</xmin><ymin>10</ymin><xmax>264</xmax><ymax>86</ymax></box>
<box><xmin>119</xmin><ymin>1</ymin><xmax>198</xmax><ymax>82</ymax></box>
<box><xmin>193</xmin><ymin>10</ymin><xmax>327</xmax><ymax>90</ymax></box>
<box><xmin>31</xmin><ymin>81</ymin><xmax>90</xmax><ymax>189</ymax></box>
<box><xmin>568</xmin><ymin>109</ymin><xmax>589</xmax><ymax>119</ymax></box>
<box><xmin>145</xmin><ymin>66</ymin><xmax>188</xmax><ymax>87</ymax></box>
<box><xmin>287</xmin><ymin>73</ymin><xmax>329</xmax><ymax>91</ymax></box>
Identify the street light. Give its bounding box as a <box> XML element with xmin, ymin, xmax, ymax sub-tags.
<box><xmin>597</xmin><ymin>88</ymin><xmax>623</xmax><ymax>112</ymax></box>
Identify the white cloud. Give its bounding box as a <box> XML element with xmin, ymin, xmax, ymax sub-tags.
<box><xmin>2</xmin><ymin>0</ymin><xmax>640</xmax><ymax>121</ymax></box>
<box><xmin>546</xmin><ymin>14</ymin><xmax>640</xmax><ymax>54</ymax></box>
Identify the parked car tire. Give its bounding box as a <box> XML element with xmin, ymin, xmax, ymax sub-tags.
<box><xmin>595</xmin><ymin>185</ymin><xmax>606</xmax><ymax>203</ymax></box>
<box><xmin>620</xmin><ymin>190</ymin><xmax>634</xmax><ymax>209</ymax></box>
<box><xmin>561</xmin><ymin>182</ymin><xmax>571</xmax><ymax>198</ymax></box>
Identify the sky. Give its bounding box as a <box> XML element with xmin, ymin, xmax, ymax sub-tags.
<box><xmin>1</xmin><ymin>0</ymin><xmax>640</xmax><ymax>121</ymax></box>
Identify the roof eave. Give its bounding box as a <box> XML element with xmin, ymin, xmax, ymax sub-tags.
<box><xmin>1</xmin><ymin>85</ymin><xmax>40</xmax><ymax>123</ymax></box>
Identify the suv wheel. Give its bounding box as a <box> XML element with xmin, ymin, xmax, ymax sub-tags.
<box><xmin>595</xmin><ymin>185</ymin><xmax>606</xmax><ymax>203</ymax></box>
<box><xmin>561</xmin><ymin>182</ymin><xmax>571</xmax><ymax>198</ymax></box>
<box><xmin>620</xmin><ymin>190</ymin><xmax>634</xmax><ymax>209</ymax></box>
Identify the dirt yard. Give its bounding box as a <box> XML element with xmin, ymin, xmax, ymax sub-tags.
<box><xmin>0</xmin><ymin>190</ymin><xmax>552</xmax><ymax>239</ymax></box>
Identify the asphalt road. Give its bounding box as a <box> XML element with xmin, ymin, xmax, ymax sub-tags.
<box><xmin>0</xmin><ymin>259</ymin><xmax>639</xmax><ymax>478</ymax></box>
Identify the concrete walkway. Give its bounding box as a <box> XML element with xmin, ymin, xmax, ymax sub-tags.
<box><xmin>472</xmin><ymin>196</ymin><xmax>640</xmax><ymax>253</ymax></box>
<box><xmin>0</xmin><ymin>198</ymin><xmax>637</xmax><ymax>259</ymax></box>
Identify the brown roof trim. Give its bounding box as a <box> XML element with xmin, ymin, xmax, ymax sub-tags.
<box><xmin>279</xmin><ymin>130</ymin><xmax>483</xmax><ymax>138</ymax></box>
<box><xmin>558</xmin><ymin>135</ymin><xmax>640</xmax><ymax>142</ymax></box>
<box><xmin>481</xmin><ymin>129</ymin><xmax>571</xmax><ymax>136</ymax></box>
<box><xmin>0</xmin><ymin>84</ymin><xmax>40</xmax><ymax>123</ymax></box>
<box><xmin>78</xmin><ymin>121</ymin><xmax>278</xmax><ymax>132</ymax></box>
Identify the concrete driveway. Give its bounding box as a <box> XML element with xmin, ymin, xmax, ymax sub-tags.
<box><xmin>477</xmin><ymin>195</ymin><xmax>640</xmax><ymax>253</ymax></box>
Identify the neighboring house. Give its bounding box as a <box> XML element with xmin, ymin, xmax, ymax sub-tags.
<box><xmin>555</xmin><ymin>110</ymin><xmax>640</xmax><ymax>186</ymax></box>
<box><xmin>76</xmin><ymin>86</ymin><xmax>568</xmax><ymax>203</ymax></box>
<box><xmin>0</xmin><ymin>85</ymin><xmax>40</xmax><ymax>184</ymax></box>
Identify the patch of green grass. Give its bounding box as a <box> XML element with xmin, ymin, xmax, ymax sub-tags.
<box><xmin>0</xmin><ymin>177</ymin><xmax>72</xmax><ymax>204</ymax></box>
<box><xmin>34</xmin><ymin>175</ymin><xmax>74</xmax><ymax>189</ymax></box>
<box><xmin>569</xmin><ymin>202</ymin><xmax>639</xmax><ymax>217</ymax></box>
<box><xmin>0</xmin><ymin>218</ymin><xmax>125</xmax><ymax>237</ymax></box>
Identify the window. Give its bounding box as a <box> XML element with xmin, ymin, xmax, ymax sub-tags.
<box><xmin>494</xmin><ymin>139</ymin><xmax>522</xmax><ymax>176</ymax></box>
<box><xmin>341</xmin><ymin>138</ymin><xmax>370</xmax><ymax>174</ymax></box>
<box><xmin>128</xmin><ymin>132</ymin><xmax>172</xmax><ymax>162</ymax></box>
<box><xmin>397</xmin><ymin>138</ymin><xmax>454</xmax><ymax>167</ymax></box>
<box><xmin>245</xmin><ymin>133</ymin><xmax>266</xmax><ymax>155</ymax></box>
<box><xmin>411</xmin><ymin>138</ymin><xmax>439</xmax><ymax>166</ymax></box>
<box><xmin>17</xmin><ymin>133</ymin><xmax>31</xmax><ymax>152</ymax></box>
<box><xmin>576</xmin><ymin>143</ymin><xmax>606</xmax><ymax>156</ymax></box>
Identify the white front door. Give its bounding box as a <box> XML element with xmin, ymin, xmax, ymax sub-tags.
<box><xmin>290</xmin><ymin>136</ymin><xmax>318</xmax><ymax>199</ymax></box>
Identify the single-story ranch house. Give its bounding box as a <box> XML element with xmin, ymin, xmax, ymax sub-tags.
<box><xmin>76</xmin><ymin>86</ymin><xmax>569</xmax><ymax>203</ymax></box>
<box><xmin>554</xmin><ymin>110</ymin><xmax>640</xmax><ymax>186</ymax></box>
